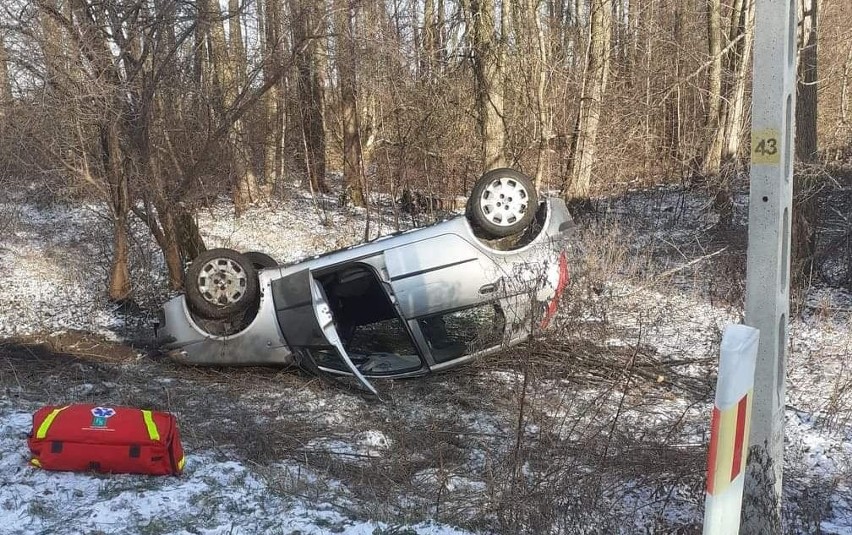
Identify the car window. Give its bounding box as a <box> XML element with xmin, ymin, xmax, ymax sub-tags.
<box><xmin>348</xmin><ymin>318</ymin><xmax>417</xmax><ymax>355</ymax></box>
<box><xmin>311</xmin><ymin>317</ymin><xmax>422</xmax><ymax>376</ymax></box>
<box><xmin>418</xmin><ymin>303</ymin><xmax>506</xmax><ymax>363</ymax></box>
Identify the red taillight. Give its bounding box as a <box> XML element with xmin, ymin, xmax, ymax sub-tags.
<box><xmin>540</xmin><ymin>252</ymin><xmax>570</xmax><ymax>330</ymax></box>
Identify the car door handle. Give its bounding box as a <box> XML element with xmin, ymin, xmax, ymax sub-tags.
<box><xmin>479</xmin><ymin>283</ymin><xmax>497</xmax><ymax>295</ymax></box>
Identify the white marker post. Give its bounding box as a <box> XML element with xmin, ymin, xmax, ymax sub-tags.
<box><xmin>703</xmin><ymin>325</ymin><xmax>759</xmax><ymax>535</ymax></box>
<box><xmin>741</xmin><ymin>0</ymin><xmax>797</xmax><ymax>531</ymax></box>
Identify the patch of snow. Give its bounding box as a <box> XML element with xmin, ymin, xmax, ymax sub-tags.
<box><xmin>0</xmin><ymin>406</ymin><xmax>471</xmax><ymax>535</ymax></box>
<box><xmin>4</xmin><ymin>184</ymin><xmax>852</xmax><ymax>532</ymax></box>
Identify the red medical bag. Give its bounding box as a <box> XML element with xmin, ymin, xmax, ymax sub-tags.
<box><xmin>27</xmin><ymin>404</ymin><xmax>185</xmax><ymax>476</ymax></box>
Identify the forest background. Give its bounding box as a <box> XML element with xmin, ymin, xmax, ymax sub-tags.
<box><xmin>0</xmin><ymin>0</ymin><xmax>848</xmax><ymax>301</ymax></box>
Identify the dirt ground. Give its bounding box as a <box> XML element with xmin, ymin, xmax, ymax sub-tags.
<box><xmin>3</xmin><ymin>185</ymin><xmax>852</xmax><ymax>533</ymax></box>
<box><xmin>1</xmin><ymin>324</ymin><xmax>715</xmax><ymax>533</ymax></box>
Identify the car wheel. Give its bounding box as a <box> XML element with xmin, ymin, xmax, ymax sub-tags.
<box><xmin>244</xmin><ymin>251</ymin><xmax>278</xmax><ymax>270</ymax></box>
<box><xmin>466</xmin><ymin>168</ymin><xmax>538</xmax><ymax>238</ymax></box>
<box><xmin>185</xmin><ymin>248</ymin><xmax>259</xmax><ymax>320</ymax></box>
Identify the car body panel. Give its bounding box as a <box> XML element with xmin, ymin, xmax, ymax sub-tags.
<box><xmin>384</xmin><ymin>232</ymin><xmax>501</xmax><ymax>319</ymax></box>
<box><xmin>159</xmin><ymin>198</ymin><xmax>575</xmax><ymax>379</ymax></box>
<box><xmin>161</xmin><ymin>274</ymin><xmax>294</xmax><ymax>366</ymax></box>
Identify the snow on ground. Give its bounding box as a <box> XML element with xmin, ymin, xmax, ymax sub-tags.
<box><xmin>0</xmin><ymin>185</ymin><xmax>420</xmax><ymax>339</ymax></box>
<box><xmin>0</xmin><ymin>186</ymin><xmax>476</xmax><ymax>533</ymax></box>
<box><xmin>2</xmin><ymin>183</ymin><xmax>852</xmax><ymax>532</ymax></box>
<box><xmin>0</xmin><ymin>406</ymin><xmax>468</xmax><ymax>535</ymax></box>
<box><xmin>0</xmin><ymin>198</ymin><xmax>133</xmax><ymax>339</ymax></box>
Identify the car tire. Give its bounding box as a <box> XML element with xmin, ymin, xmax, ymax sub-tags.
<box><xmin>185</xmin><ymin>248</ymin><xmax>259</xmax><ymax>320</ymax></box>
<box><xmin>244</xmin><ymin>251</ymin><xmax>278</xmax><ymax>270</ymax></box>
<box><xmin>466</xmin><ymin>168</ymin><xmax>538</xmax><ymax>238</ymax></box>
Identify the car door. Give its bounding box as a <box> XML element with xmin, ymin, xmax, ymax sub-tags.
<box><xmin>271</xmin><ymin>269</ymin><xmax>378</xmax><ymax>395</ymax></box>
<box><xmin>384</xmin><ymin>233</ymin><xmax>501</xmax><ymax>319</ymax></box>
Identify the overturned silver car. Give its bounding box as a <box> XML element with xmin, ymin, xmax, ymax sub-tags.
<box><xmin>158</xmin><ymin>169</ymin><xmax>574</xmax><ymax>394</ymax></box>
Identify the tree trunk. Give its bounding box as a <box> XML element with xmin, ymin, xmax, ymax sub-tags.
<box><xmin>37</xmin><ymin>0</ymin><xmax>66</xmax><ymax>88</ymax></box>
<box><xmin>0</xmin><ymin>34</ymin><xmax>12</xmax><ymax>109</ymax></box>
<box><xmin>562</xmin><ymin>0</ymin><xmax>612</xmax><ymax>200</ymax></box>
<box><xmin>410</xmin><ymin>0</ymin><xmax>444</xmax><ymax>75</ymax></box>
<box><xmin>467</xmin><ymin>0</ymin><xmax>508</xmax><ymax>171</ymax></box>
<box><xmin>525</xmin><ymin>0</ymin><xmax>552</xmax><ymax>189</ymax></box>
<box><xmin>231</xmin><ymin>127</ymin><xmax>260</xmax><ymax>214</ymax></box>
<box><xmin>229</xmin><ymin>0</ymin><xmax>246</xmax><ymax>82</ymax></box>
<box><xmin>335</xmin><ymin>0</ymin><xmax>366</xmax><ymax>206</ymax></box>
<box><xmin>422</xmin><ymin>0</ymin><xmax>437</xmax><ymax>77</ymax></box>
<box><xmin>702</xmin><ymin>0</ymin><xmax>753</xmax><ymax>227</ymax></box>
<box><xmin>627</xmin><ymin>0</ymin><xmax>639</xmax><ymax>75</ymax></box>
<box><xmin>200</xmin><ymin>0</ymin><xmax>228</xmax><ymax>103</ymax></box>
<box><xmin>436</xmin><ymin>0</ymin><xmax>446</xmax><ymax>68</ymax></box>
<box><xmin>153</xmin><ymin>206</ymin><xmax>186</xmax><ymax>291</ymax></box>
<box><xmin>194</xmin><ymin>2</ymin><xmax>207</xmax><ymax>87</ymax></box>
<box><xmin>109</xmin><ymin>215</ymin><xmax>132</xmax><ymax>302</ymax></box>
<box><xmin>642</xmin><ymin>0</ymin><xmax>654</xmax><ymax>173</ymax></box>
<box><xmin>261</xmin><ymin>0</ymin><xmax>286</xmax><ymax>189</ymax></box>
<box><xmin>842</xmin><ymin>48</ymin><xmax>851</xmax><ymax>135</ymax></box>
<box><xmin>175</xmin><ymin>207</ymin><xmax>206</xmax><ymax>261</ymax></box>
<box><xmin>68</xmin><ymin>0</ymin><xmax>134</xmax><ymax>301</ymax></box>
<box><xmin>722</xmin><ymin>0</ymin><xmax>755</xmax><ymax>161</ymax></box>
<box><xmin>548</xmin><ymin>0</ymin><xmax>561</xmax><ymax>64</ymax></box>
<box><xmin>104</xmin><ymin>120</ymin><xmax>132</xmax><ymax>302</ymax></box>
<box><xmin>0</xmin><ymin>31</ymin><xmax>11</xmax><ymax>138</ymax></box>
<box><xmin>701</xmin><ymin>0</ymin><xmax>724</xmax><ymax>176</ymax></box>
<box><xmin>793</xmin><ymin>0</ymin><xmax>820</xmax><ymax>286</ymax></box>
<box><xmin>140</xmin><ymin>194</ymin><xmax>205</xmax><ymax>287</ymax></box>
<box><xmin>228</xmin><ymin>0</ymin><xmax>260</xmax><ymax>212</ymax></box>
<box><xmin>665</xmin><ymin>3</ymin><xmax>686</xmax><ymax>168</ymax></box>
<box><xmin>291</xmin><ymin>0</ymin><xmax>329</xmax><ymax>193</ymax></box>
<box><xmin>796</xmin><ymin>0</ymin><xmax>818</xmax><ymax>163</ymax></box>
<box><xmin>145</xmin><ymin>111</ymin><xmax>200</xmax><ymax>289</ymax></box>
<box><xmin>702</xmin><ymin>0</ymin><xmax>754</xmax><ymax>171</ymax></box>
<box><xmin>201</xmin><ymin>0</ymin><xmax>259</xmax><ymax>214</ymax></box>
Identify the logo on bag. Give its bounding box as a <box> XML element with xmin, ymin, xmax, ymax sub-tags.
<box><xmin>90</xmin><ymin>407</ymin><xmax>116</xmax><ymax>429</ymax></box>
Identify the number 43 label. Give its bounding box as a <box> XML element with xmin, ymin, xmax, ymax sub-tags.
<box><xmin>751</xmin><ymin>129</ymin><xmax>781</xmax><ymax>165</ymax></box>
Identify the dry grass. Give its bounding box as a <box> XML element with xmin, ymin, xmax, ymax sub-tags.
<box><xmin>5</xmin><ymin>185</ymin><xmax>852</xmax><ymax>533</ymax></box>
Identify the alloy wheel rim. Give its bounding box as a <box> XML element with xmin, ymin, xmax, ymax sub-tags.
<box><xmin>197</xmin><ymin>258</ymin><xmax>248</xmax><ymax>306</ymax></box>
<box><xmin>479</xmin><ymin>177</ymin><xmax>529</xmax><ymax>227</ymax></box>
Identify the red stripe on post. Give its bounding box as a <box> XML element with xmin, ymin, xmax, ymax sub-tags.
<box><xmin>730</xmin><ymin>394</ymin><xmax>749</xmax><ymax>480</ymax></box>
<box><xmin>706</xmin><ymin>406</ymin><xmax>721</xmax><ymax>494</ymax></box>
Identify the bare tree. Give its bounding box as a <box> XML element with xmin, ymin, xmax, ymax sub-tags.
<box><xmin>334</xmin><ymin>0</ymin><xmax>366</xmax><ymax>206</ymax></box>
<box><xmin>701</xmin><ymin>0</ymin><xmax>754</xmax><ymax>226</ymax></box>
<box><xmin>260</xmin><ymin>0</ymin><xmax>287</xmax><ymax>189</ymax></box>
<box><xmin>17</xmin><ymin>0</ymin><xmax>285</xmax><ymax>295</ymax></box>
<box><xmin>518</xmin><ymin>0</ymin><xmax>553</xmax><ymax>189</ymax></box>
<box><xmin>701</xmin><ymin>0</ymin><xmax>723</xmax><ymax>176</ymax></box>
<box><xmin>37</xmin><ymin>0</ymin><xmax>67</xmax><ymax>87</ymax></box>
<box><xmin>563</xmin><ymin>0</ymin><xmax>612</xmax><ymax>200</ymax></box>
<box><xmin>0</xmin><ymin>33</ymin><xmax>12</xmax><ymax>116</ymax></box>
<box><xmin>61</xmin><ymin>0</ymin><xmax>134</xmax><ymax>301</ymax></box>
<box><xmin>465</xmin><ymin>0</ymin><xmax>508</xmax><ymax>170</ymax></box>
<box><xmin>698</xmin><ymin>0</ymin><xmax>756</xmax><ymax>175</ymax></box>
<box><xmin>3</xmin><ymin>0</ymin><xmax>850</xmax><ymax>303</ymax></box>
<box><xmin>200</xmin><ymin>0</ymin><xmax>260</xmax><ymax>214</ymax></box>
<box><xmin>290</xmin><ymin>0</ymin><xmax>330</xmax><ymax>193</ymax></box>
<box><xmin>793</xmin><ymin>0</ymin><xmax>820</xmax><ymax>285</ymax></box>
<box><xmin>796</xmin><ymin>0</ymin><xmax>819</xmax><ymax>162</ymax></box>
<box><xmin>721</xmin><ymin>0</ymin><xmax>755</xmax><ymax>163</ymax></box>
<box><xmin>422</xmin><ymin>0</ymin><xmax>436</xmax><ymax>77</ymax></box>
<box><xmin>229</xmin><ymin>0</ymin><xmax>247</xmax><ymax>81</ymax></box>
